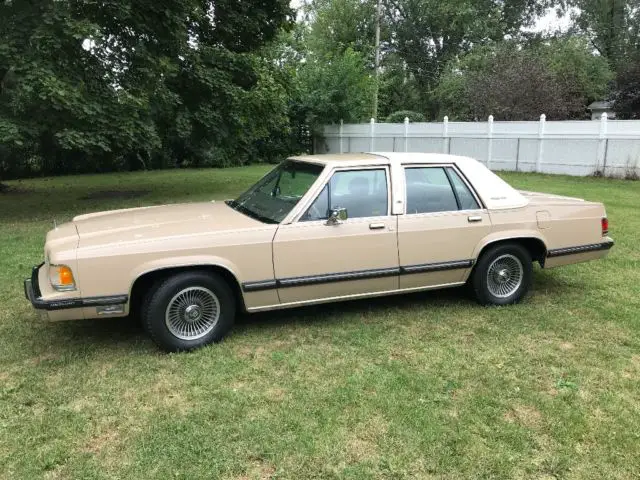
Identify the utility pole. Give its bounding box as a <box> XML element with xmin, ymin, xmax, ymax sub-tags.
<box><xmin>372</xmin><ymin>0</ymin><xmax>381</xmax><ymax>120</ymax></box>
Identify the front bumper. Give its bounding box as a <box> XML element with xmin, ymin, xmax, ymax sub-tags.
<box><xmin>24</xmin><ymin>263</ymin><xmax>85</xmax><ymax>310</ymax></box>
<box><xmin>24</xmin><ymin>264</ymin><xmax>129</xmax><ymax>320</ymax></box>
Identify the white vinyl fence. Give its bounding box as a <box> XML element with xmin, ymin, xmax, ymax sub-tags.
<box><xmin>315</xmin><ymin>114</ymin><xmax>640</xmax><ymax>177</ymax></box>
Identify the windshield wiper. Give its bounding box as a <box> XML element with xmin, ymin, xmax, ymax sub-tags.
<box><xmin>225</xmin><ymin>200</ymin><xmax>278</xmax><ymax>224</ymax></box>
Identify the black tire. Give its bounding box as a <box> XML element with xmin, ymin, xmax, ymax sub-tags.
<box><xmin>142</xmin><ymin>271</ymin><xmax>236</xmax><ymax>352</ymax></box>
<box><xmin>471</xmin><ymin>243</ymin><xmax>533</xmax><ymax>306</ymax></box>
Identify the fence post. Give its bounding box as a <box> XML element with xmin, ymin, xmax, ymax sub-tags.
<box><xmin>536</xmin><ymin>114</ymin><xmax>546</xmax><ymax>173</ymax></box>
<box><xmin>487</xmin><ymin>115</ymin><xmax>494</xmax><ymax>169</ymax></box>
<box><xmin>597</xmin><ymin>112</ymin><xmax>608</xmax><ymax>174</ymax></box>
<box><xmin>339</xmin><ymin>119</ymin><xmax>344</xmax><ymax>154</ymax></box>
<box><xmin>404</xmin><ymin>117</ymin><xmax>409</xmax><ymax>152</ymax></box>
<box><xmin>442</xmin><ymin>116</ymin><xmax>449</xmax><ymax>154</ymax></box>
<box><xmin>369</xmin><ymin>118</ymin><xmax>376</xmax><ymax>151</ymax></box>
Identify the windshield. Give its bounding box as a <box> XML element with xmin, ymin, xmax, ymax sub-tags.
<box><xmin>227</xmin><ymin>160</ymin><xmax>324</xmax><ymax>224</ymax></box>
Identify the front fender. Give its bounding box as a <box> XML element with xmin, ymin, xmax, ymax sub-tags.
<box><xmin>128</xmin><ymin>255</ymin><xmax>243</xmax><ymax>291</ymax></box>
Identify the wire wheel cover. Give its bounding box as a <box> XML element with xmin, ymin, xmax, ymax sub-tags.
<box><xmin>486</xmin><ymin>254</ymin><xmax>524</xmax><ymax>298</ymax></box>
<box><xmin>165</xmin><ymin>286</ymin><xmax>220</xmax><ymax>340</ymax></box>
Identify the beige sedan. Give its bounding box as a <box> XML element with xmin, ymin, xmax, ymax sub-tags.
<box><xmin>25</xmin><ymin>153</ymin><xmax>614</xmax><ymax>351</ymax></box>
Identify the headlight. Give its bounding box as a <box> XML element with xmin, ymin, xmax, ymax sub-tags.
<box><xmin>49</xmin><ymin>264</ymin><xmax>76</xmax><ymax>291</ymax></box>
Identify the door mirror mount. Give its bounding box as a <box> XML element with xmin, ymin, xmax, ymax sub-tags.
<box><xmin>326</xmin><ymin>207</ymin><xmax>348</xmax><ymax>225</ymax></box>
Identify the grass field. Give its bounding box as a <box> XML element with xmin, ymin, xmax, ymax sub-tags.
<box><xmin>1</xmin><ymin>167</ymin><xmax>639</xmax><ymax>479</ymax></box>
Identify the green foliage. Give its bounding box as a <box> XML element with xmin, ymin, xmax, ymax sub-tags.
<box><xmin>383</xmin><ymin>0</ymin><xmax>558</xmax><ymax>117</ymax></box>
<box><xmin>568</xmin><ymin>0</ymin><xmax>640</xmax><ymax>117</ymax></box>
<box><xmin>569</xmin><ymin>0</ymin><xmax>640</xmax><ymax>66</ymax></box>
<box><xmin>294</xmin><ymin>48</ymin><xmax>376</xmax><ymax>130</ymax></box>
<box><xmin>614</xmin><ymin>56</ymin><xmax>640</xmax><ymax>119</ymax></box>
<box><xmin>435</xmin><ymin>38</ymin><xmax>614</xmax><ymax>120</ymax></box>
<box><xmin>304</xmin><ymin>0</ymin><xmax>379</xmax><ymax>60</ymax></box>
<box><xmin>0</xmin><ymin>0</ymin><xmax>293</xmax><ymax>178</ymax></box>
<box><xmin>385</xmin><ymin>110</ymin><xmax>426</xmax><ymax>123</ymax></box>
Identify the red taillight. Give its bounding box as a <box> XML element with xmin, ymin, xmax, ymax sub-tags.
<box><xmin>602</xmin><ymin>217</ymin><xmax>609</xmax><ymax>236</ymax></box>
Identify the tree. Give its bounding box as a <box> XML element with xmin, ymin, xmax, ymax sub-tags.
<box><xmin>295</xmin><ymin>48</ymin><xmax>376</xmax><ymax>128</ymax></box>
<box><xmin>614</xmin><ymin>56</ymin><xmax>640</xmax><ymax>118</ymax></box>
<box><xmin>569</xmin><ymin>0</ymin><xmax>640</xmax><ymax>67</ymax></box>
<box><xmin>383</xmin><ymin>0</ymin><xmax>559</xmax><ymax>117</ymax></box>
<box><xmin>568</xmin><ymin>0</ymin><xmax>640</xmax><ymax>117</ymax></box>
<box><xmin>0</xmin><ymin>0</ymin><xmax>293</xmax><ymax>178</ymax></box>
<box><xmin>435</xmin><ymin>38</ymin><xmax>613</xmax><ymax>120</ymax></box>
<box><xmin>302</xmin><ymin>0</ymin><xmax>379</xmax><ymax>60</ymax></box>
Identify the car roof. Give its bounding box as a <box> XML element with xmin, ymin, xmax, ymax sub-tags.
<box><xmin>288</xmin><ymin>152</ymin><xmax>475</xmax><ymax>166</ymax></box>
<box><xmin>288</xmin><ymin>152</ymin><xmax>529</xmax><ymax>210</ymax></box>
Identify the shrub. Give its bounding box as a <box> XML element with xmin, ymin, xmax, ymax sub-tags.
<box><xmin>385</xmin><ymin>110</ymin><xmax>426</xmax><ymax>123</ymax></box>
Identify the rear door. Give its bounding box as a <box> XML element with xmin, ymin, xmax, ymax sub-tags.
<box><xmin>398</xmin><ymin>165</ymin><xmax>491</xmax><ymax>289</ymax></box>
<box><xmin>272</xmin><ymin>166</ymin><xmax>399</xmax><ymax>305</ymax></box>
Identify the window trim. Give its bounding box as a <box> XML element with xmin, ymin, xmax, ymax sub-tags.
<box><xmin>294</xmin><ymin>165</ymin><xmax>392</xmax><ymax>223</ymax></box>
<box><xmin>402</xmin><ymin>164</ymin><xmax>484</xmax><ymax>215</ymax></box>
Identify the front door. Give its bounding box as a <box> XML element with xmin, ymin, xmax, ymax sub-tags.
<box><xmin>398</xmin><ymin>165</ymin><xmax>491</xmax><ymax>289</ymax></box>
<box><xmin>273</xmin><ymin>167</ymin><xmax>399</xmax><ymax>305</ymax></box>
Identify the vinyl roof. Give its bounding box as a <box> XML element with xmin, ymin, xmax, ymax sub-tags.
<box><xmin>289</xmin><ymin>152</ymin><xmax>477</xmax><ymax>166</ymax></box>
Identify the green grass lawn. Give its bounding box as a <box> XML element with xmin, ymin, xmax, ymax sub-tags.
<box><xmin>1</xmin><ymin>167</ymin><xmax>639</xmax><ymax>479</ymax></box>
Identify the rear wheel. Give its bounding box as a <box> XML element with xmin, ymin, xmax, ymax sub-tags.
<box><xmin>142</xmin><ymin>271</ymin><xmax>236</xmax><ymax>352</ymax></box>
<box><xmin>471</xmin><ymin>243</ymin><xmax>532</xmax><ymax>305</ymax></box>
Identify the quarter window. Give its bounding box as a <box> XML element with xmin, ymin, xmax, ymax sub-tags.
<box><xmin>446</xmin><ymin>168</ymin><xmax>480</xmax><ymax>210</ymax></box>
<box><xmin>301</xmin><ymin>169</ymin><xmax>389</xmax><ymax>221</ymax></box>
<box><xmin>405</xmin><ymin>167</ymin><xmax>479</xmax><ymax>214</ymax></box>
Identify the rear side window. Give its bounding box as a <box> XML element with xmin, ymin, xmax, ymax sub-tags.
<box><xmin>446</xmin><ymin>168</ymin><xmax>480</xmax><ymax>210</ymax></box>
<box><xmin>404</xmin><ymin>167</ymin><xmax>479</xmax><ymax>214</ymax></box>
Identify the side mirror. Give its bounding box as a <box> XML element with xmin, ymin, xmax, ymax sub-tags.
<box><xmin>326</xmin><ymin>207</ymin><xmax>348</xmax><ymax>225</ymax></box>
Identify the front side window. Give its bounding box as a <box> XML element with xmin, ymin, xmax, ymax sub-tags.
<box><xmin>301</xmin><ymin>169</ymin><xmax>389</xmax><ymax>221</ymax></box>
<box><xmin>228</xmin><ymin>160</ymin><xmax>324</xmax><ymax>223</ymax></box>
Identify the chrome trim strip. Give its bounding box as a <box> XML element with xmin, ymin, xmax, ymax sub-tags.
<box><xmin>242</xmin><ymin>280</ymin><xmax>278</xmax><ymax>292</ymax></box>
<box><xmin>242</xmin><ymin>260</ymin><xmax>475</xmax><ymax>292</ymax></box>
<box><xmin>400</xmin><ymin>259</ymin><xmax>474</xmax><ymax>274</ymax></box>
<box><xmin>278</xmin><ymin>267</ymin><xmax>400</xmax><ymax>288</ymax></box>
<box><xmin>246</xmin><ymin>281</ymin><xmax>467</xmax><ymax>312</ymax></box>
<box><xmin>547</xmin><ymin>241</ymin><xmax>614</xmax><ymax>258</ymax></box>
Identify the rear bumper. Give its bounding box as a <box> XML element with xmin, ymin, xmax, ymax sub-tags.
<box><xmin>546</xmin><ymin>240</ymin><xmax>614</xmax><ymax>258</ymax></box>
<box><xmin>544</xmin><ymin>239</ymin><xmax>614</xmax><ymax>269</ymax></box>
<box><xmin>24</xmin><ymin>264</ymin><xmax>128</xmax><ymax>320</ymax></box>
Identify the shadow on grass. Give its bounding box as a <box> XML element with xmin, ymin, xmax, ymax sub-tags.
<box><xmin>34</xmin><ymin>287</ymin><xmax>471</xmax><ymax>355</ymax></box>
<box><xmin>35</xmin><ymin>272</ymin><xmax>575</xmax><ymax>355</ymax></box>
<box><xmin>236</xmin><ymin>285</ymin><xmax>473</xmax><ymax>332</ymax></box>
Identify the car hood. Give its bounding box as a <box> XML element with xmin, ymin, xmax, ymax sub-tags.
<box><xmin>73</xmin><ymin>201</ymin><xmax>263</xmax><ymax>246</ymax></box>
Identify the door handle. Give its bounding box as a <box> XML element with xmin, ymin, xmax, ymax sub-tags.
<box><xmin>369</xmin><ymin>222</ymin><xmax>386</xmax><ymax>230</ymax></box>
<box><xmin>468</xmin><ymin>216</ymin><xmax>483</xmax><ymax>223</ymax></box>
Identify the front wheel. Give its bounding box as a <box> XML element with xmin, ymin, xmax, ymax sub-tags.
<box><xmin>142</xmin><ymin>271</ymin><xmax>236</xmax><ymax>352</ymax></box>
<box><xmin>471</xmin><ymin>243</ymin><xmax>533</xmax><ymax>305</ymax></box>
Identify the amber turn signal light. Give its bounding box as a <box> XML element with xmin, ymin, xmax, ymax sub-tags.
<box><xmin>49</xmin><ymin>264</ymin><xmax>76</xmax><ymax>291</ymax></box>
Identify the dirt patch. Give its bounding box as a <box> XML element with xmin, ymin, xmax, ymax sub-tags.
<box><xmin>346</xmin><ymin>437</ymin><xmax>377</xmax><ymax>463</ymax></box>
<box><xmin>504</xmin><ymin>405</ymin><xmax>543</xmax><ymax>428</ymax></box>
<box><xmin>235</xmin><ymin>458</ymin><xmax>277</xmax><ymax>480</ymax></box>
<box><xmin>265</xmin><ymin>387</ymin><xmax>286</xmax><ymax>401</ymax></box>
<box><xmin>80</xmin><ymin>190</ymin><xmax>149</xmax><ymax>200</ymax></box>
<box><xmin>559</xmin><ymin>342</ymin><xmax>574</xmax><ymax>350</ymax></box>
<box><xmin>83</xmin><ymin>427</ymin><xmax>120</xmax><ymax>455</ymax></box>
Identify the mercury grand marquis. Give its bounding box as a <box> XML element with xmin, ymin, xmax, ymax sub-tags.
<box><xmin>25</xmin><ymin>153</ymin><xmax>614</xmax><ymax>351</ymax></box>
